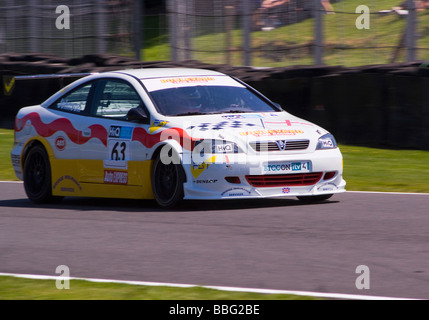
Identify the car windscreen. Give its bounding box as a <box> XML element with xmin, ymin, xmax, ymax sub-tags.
<box><xmin>141</xmin><ymin>75</ymin><xmax>278</xmax><ymax>116</ymax></box>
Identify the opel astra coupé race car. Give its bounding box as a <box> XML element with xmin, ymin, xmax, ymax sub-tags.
<box><xmin>11</xmin><ymin>68</ymin><xmax>346</xmax><ymax>207</ymax></box>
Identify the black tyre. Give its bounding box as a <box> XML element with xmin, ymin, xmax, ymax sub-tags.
<box><xmin>23</xmin><ymin>144</ymin><xmax>61</xmax><ymax>203</ymax></box>
<box><xmin>151</xmin><ymin>151</ymin><xmax>185</xmax><ymax>208</ymax></box>
<box><xmin>297</xmin><ymin>194</ymin><xmax>333</xmax><ymax>202</ymax></box>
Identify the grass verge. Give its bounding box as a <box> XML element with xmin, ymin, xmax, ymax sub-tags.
<box><xmin>0</xmin><ymin>276</ymin><xmax>318</xmax><ymax>300</ymax></box>
<box><xmin>341</xmin><ymin>144</ymin><xmax>429</xmax><ymax>193</ymax></box>
<box><xmin>0</xmin><ymin>129</ymin><xmax>17</xmax><ymax>181</ymax></box>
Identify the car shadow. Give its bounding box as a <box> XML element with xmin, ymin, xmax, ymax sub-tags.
<box><xmin>0</xmin><ymin>196</ymin><xmax>339</xmax><ymax>213</ymax></box>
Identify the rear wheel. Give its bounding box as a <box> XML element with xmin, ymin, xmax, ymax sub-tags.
<box><xmin>151</xmin><ymin>151</ymin><xmax>185</xmax><ymax>208</ymax></box>
<box><xmin>297</xmin><ymin>194</ymin><xmax>333</xmax><ymax>202</ymax></box>
<box><xmin>23</xmin><ymin>144</ymin><xmax>62</xmax><ymax>203</ymax></box>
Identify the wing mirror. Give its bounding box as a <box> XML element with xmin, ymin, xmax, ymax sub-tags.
<box><xmin>127</xmin><ymin>107</ymin><xmax>149</xmax><ymax>123</ymax></box>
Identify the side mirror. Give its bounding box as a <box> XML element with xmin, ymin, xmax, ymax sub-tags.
<box><xmin>127</xmin><ymin>107</ymin><xmax>148</xmax><ymax>123</ymax></box>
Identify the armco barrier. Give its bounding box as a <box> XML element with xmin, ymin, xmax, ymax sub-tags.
<box><xmin>1</xmin><ymin>54</ymin><xmax>429</xmax><ymax>150</ymax></box>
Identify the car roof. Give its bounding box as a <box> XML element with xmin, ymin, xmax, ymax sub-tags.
<box><xmin>40</xmin><ymin>68</ymin><xmax>230</xmax><ymax>108</ymax></box>
<box><xmin>110</xmin><ymin>68</ymin><xmax>226</xmax><ymax>80</ymax></box>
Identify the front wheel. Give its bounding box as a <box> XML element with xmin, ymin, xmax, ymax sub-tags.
<box><xmin>297</xmin><ymin>194</ymin><xmax>333</xmax><ymax>202</ymax></box>
<box><xmin>151</xmin><ymin>152</ymin><xmax>185</xmax><ymax>208</ymax></box>
<box><xmin>23</xmin><ymin>144</ymin><xmax>62</xmax><ymax>203</ymax></box>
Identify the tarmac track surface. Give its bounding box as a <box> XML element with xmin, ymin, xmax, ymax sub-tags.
<box><xmin>1</xmin><ymin>181</ymin><xmax>428</xmax><ymax>299</ymax></box>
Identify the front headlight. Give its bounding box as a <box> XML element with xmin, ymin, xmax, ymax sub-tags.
<box><xmin>316</xmin><ymin>133</ymin><xmax>337</xmax><ymax>150</ymax></box>
<box><xmin>194</xmin><ymin>139</ymin><xmax>240</xmax><ymax>154</ymax></box>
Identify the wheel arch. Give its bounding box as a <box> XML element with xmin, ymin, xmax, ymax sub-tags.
<box><xmin>21</xmin><ymin>137</ymin><xmax>54</xmax><ymax>170</ymax></box>
<box><xmin>150</xmin><ymin>142</ymin><xmax>187</xmax><ymax>183</ymax></box>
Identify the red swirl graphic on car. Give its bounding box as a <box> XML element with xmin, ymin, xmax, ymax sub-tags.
<box><xmin>132</xmin><ymin>127</ymin><xmax>199</xmax><ymax>151</ymax></box>
<box><xmin>15</xmin><ymin>112</ymin><xmax>199</xmax><ymax>150</ymax></box>
<box><xmin>15</xmin><ymin>112</ymin><xmax>108</xmax><ymax>146</ymax></box>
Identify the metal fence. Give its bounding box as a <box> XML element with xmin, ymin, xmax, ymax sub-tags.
<box><xmin>1</xmin><ymin>0</ymin><xmax>429</xmax><ymax>67</ymax></box>
<box><xmin>167</xmin><ymin>0</ymin><xmax>429</xmax><ymax>67</ymax></box>
<box><xmin>0</xmin><ymin>0</ymin><xmax>135</xmax><ymax>58</ymax></box>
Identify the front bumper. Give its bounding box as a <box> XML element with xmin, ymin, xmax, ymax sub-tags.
<box><xmin>182</xmin><ymin>148</ymin><xmax>346</xmax><ymax>200</ymax></box>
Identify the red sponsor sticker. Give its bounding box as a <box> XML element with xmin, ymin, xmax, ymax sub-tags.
<box><xmin>55</xmin><ymin>136</ymin><xmax>66</xmax><ymax>151</ymax></box>
<box><xmin>104</xmin><ymin>170</ymin><xmax>128</xmax><ymax>185</ymax></box>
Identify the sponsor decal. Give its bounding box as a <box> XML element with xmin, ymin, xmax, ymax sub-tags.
<box><xmin>221</xmin><ymin>187</ymin><xmax>251</xmax><ymax>197</ymax></box>
<box><xmin>190</xmin><ymin>156</ymin><xmax>216</xmax><ymax>179</ymax></box>
<box><xmin>143</xmin><ymin>75</ymin><xmax>244</xmax><ymax>92</ymax></box>
<box><xmin>260</xmin><ymin>113</ymin><xmax>279</xmax><ymax>117</ymax></box>
<box><xmin>55</xmin><ymin>136</ymin><xmax>66</xmax><ymax>151</ymax></box>
<box><xmin>317</xmin><ymin>183</ymin><xmax>338</xmax><ymax>192</ymax></box>
<box><xmin>214</xmin><ymin>143</ymin><xmax>235</xmax><ymax>153</ymax></box>
<box><xmin>109</xmin><ymin>126</ymin><xmax>133</xmax><ymax>139</ymax></box>
<box><xmin>149</xmin><ymin>120</ymin><xmax>169</xmax><ymax>134</ymax></box>
<box><xmin>265</xmin><ymin>164</ymin><xmax>291</xmax><ymax>172</ymax></box>
<box><xmin>160</xmin><ymin>77</ymin><xmax>215</xmax><ymax>84</ymax></box>
<box><xmin>222</xmin><ymin>114</ymin><xmax>263</xmax><ymax>120</ymax></box>
<box><xmin>264</xmin><ymin>161</ymin><xmax>310</xmax><ymax>173</ymax></box>
<box><xmin>53</xmin><ymin>175</ymin><xmax>82</xmax><ymax>191</ymax></box>
<box><xmin>239</xmin><ymin>129</ymin><xmax>304</xmax><ymax>137</ymax></box>
<box><xmin>222</xmin><ymin>115</ymin><xmax>243</xmax><ymax>120</ymax></box>
<box><xmin>319</xmin><ymin>138</ymin><xmax>334</xmax><ymax>148</ymax></box>
<box><xmin>193</xmin><ymin>179</ymin><xmax>218</xmax><ymax>184</ymax></box>
<box><xmin>104</xmin><ymin>170</ymin><xmax>128</xmax><ymax>185</ymax></box>
<box><xmin>282</xmin><ymin>187</ymin><xmax>291</xmax><ymax>194</ymax></box>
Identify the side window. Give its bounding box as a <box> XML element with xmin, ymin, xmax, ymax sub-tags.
<box><xmin>50</xmin><ymin>83</ymin><xmax>93</xmax><ymax>114</ymax></box>
<box><xmin>93</xmin><ymin>79</ymin><xmax>144</xmax><ymax>119</ymax></box>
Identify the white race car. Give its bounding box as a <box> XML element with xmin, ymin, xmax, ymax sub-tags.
<box><xmin>11</xmin><ymin>68</ymin><xmax>346</xmax><ymax>207</ymax></box>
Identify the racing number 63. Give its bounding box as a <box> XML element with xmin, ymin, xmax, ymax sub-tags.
<box><xmin>108</xmin><ymin>140</ymin><xmax>129</xmax><ymax>161</ymax></box>
<box><xmin>111</xmin><ymin>141</ymin><xmax>126</xmax><ymax>161</ymax></box>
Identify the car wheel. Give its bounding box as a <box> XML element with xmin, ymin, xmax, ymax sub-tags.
<box><xmin>297</xmin><ymin>194</ymin><xmax>333</xmax><ymax>202</ymax></box>
<box><xmin>151</xmin><ymin>151</ymin><xmax>185</xmax><ymax>208</ymax></box>
<box><xmin>23</xmin><ymin>144</ymin><xmax>62</xmax><ymax>203</ymax></box>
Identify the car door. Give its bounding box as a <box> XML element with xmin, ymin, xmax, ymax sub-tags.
<box><xmin>46</xmin><ymin>80</ymin><xmax>97</xmax><ymax>197</ymax></box>
<box><xmin>78</xmin><ymin>77</ymin><xmax>152</xmax><ymax>199</ymax></box>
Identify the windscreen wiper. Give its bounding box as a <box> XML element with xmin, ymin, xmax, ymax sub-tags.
<box><xmin>174</xmin><ymin>112</ymin><xmax>208</xmax><ymax>116</ymax></box>
<box><xmin>221</xmin><ymin>110</ymin><xmax>251</xmax><ymax>114</ymax></box>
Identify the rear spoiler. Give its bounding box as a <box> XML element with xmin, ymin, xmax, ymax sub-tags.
<box><xmin>3</xmin><ymin>72</ymin><xmax>96</xmax><ymax>96</ymax></box>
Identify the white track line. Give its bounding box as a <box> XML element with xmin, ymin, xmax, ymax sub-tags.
<box><xmin>346</xmin><ymin>190</ymin><xmax>429</xmax><ymax>196</ymax></box>
<box><xmin>0</xmin><ymin>272</ymin><xmax>418</xmax><ymax>300</ymax></box>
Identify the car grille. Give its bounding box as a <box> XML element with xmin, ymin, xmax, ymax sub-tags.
<box><xmin>245</xmin><ymin>172</ymin><xmax>323</xmax><ymax>187</ymax></box>
<box><xmin>249</xmin><ymin>140</ymin><xmax>310</xmax><ymax>152</ymax></box>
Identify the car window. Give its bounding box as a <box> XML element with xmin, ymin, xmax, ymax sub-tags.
<box><xmin>50</xmin><ymin>83</ymin><xmax>93</xmax><ymax>114</ymax></box>
<box><xmin>92</xmin><ymin>79</ymin><xmax>145</xmax><ymax>119</ymax></box>
<box><xmin>149</xmin><ymin>85</ymin><xmax>278</xmax><ymax>116</ymax></box>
